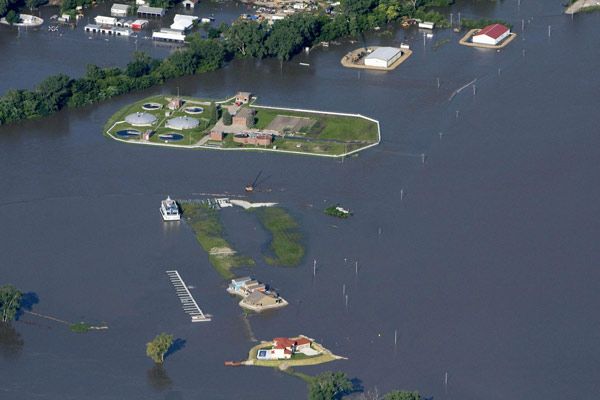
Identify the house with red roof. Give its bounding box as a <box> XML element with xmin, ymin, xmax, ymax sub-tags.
<box><xmin>472</xmin><ymin>24</ymin><xmax>510</xmax><ymax>46</ymax></box>
<box><xmin>256</xmin><ymin>337</ymin><xmax>313</xmax><ymax>360</ymax></box>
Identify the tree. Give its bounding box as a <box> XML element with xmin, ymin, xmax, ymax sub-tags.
<box><xmin>26</xmin><ymin>0</ymin><xmax>47</xmax><ymax>10</ymax></box>
<box><xmin>5</xmin><ymin>10</ymin><xmax>21</xmax><ymax>25</ymax></box>
<box><xmin>385</xmin><ymin>390</ymin><xmax>423</xmax><ymax>400</ymax></box>
<box><xmin>222</xmin><ymin>108</ymin><xmax>232</xmax><ymax>126</ymax></box>
<box><xmin>224</xmin><ymin>20</ymin><xmax>268</xmax><ymax>58</ymax></box>
<box><xmin>146</xmin><ymin>333</ymin><xmax>173</xmax><ymax>364</ymax></box>
<box><xmin>0</xmin><ymin>285</ymin><xmax>22</xmax><ymax>323</ymax></box>
<box><xmin>208</xmin><ymin>101</ymin><xmax>218</xmax><ymax>125</ymax></box>
<box><xmin>308</xmin><ymin>371</ymin><xmax>353</xmax><ymax>400</ymax></box>
<box><xmin>246</xmin><ymin>113</ymin><xmax>255</xmax><ymax>128</ymax></box>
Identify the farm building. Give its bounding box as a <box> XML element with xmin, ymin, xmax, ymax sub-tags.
<box><xmin>364</xmin><ymin>47</ymin><xmax>402</xmax><ymax>68</ymax></box>
<box><xmin>124</xmin><ymin>112</ymin><xmax>157</xmax><ymax>126</ymax></box>
<box><xmin>472</xmin><ymin>24</ymin><xmax>510</xmax><ymax>45</ymax></box>
<box><xmin>232</xmin><ymin>108</ymin><xmax>255</xmax><ymax>127</ymax></box>
<box><xmin>110</xmin><ymin>4</ymin><xmax>130</xmax><ymax>17</ymax></box>
<box><xmin>182</xmin><ymin>0</ymin><xmax>199</xmax><ymax>8</ymax></box>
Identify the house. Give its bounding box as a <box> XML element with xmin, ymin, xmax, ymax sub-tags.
<box><xmin>136</xmin><ymin>0</ymin><xmax>146</xmax><ymax>4</ymax></box>
<box><xmin>153</xmin><ymin>28</ymin><xmax>186</xmax><ymax>42</ymax></box>
<box><xmin>244</xmin><ymin>291</ymin><xmax>279</xmax><ymax>308</ymax></box>
<box><xmin>111</xmin><ymin>4</ymin><xmax>130</xmax><ymax>17</ymax></box>
<box><xmin>228</xmin><ymin>276</ymin><xmax>251</xmax><ymax>293</ymax></box>
<box><xmin>131</xmin><ymin>19</ymin><xmax>148</xmax><ymax>29</ymax></box>
<box><xmin>232</xmin><ymin>108</ymin><xmax>255</xmax><ymax>127</ymax></box>
<box><xmin>418</xmin><ymin>21</ymin><xmax>435</xmax><ymax>30</ymax></box>
<box><xmin>235</xmin><ymin>92</ymin><xmax>252</xmax><ymax>104</ymax></box>
<box><xmin>472</xmin><ymin>24</ymin><xmax>510</xmax><ymax>46</ymax></box>
<box><xmin>58</xmin><ymin>13</ymin><xmax>71</xmax><ymax>22</ymax></box>
<box><xmin>182</xmin><ymin>0</ymin><xmax>199</xmax><ymax>8</ymax></box>
<box><xmin>241</xmin><ymin>279</ymin><xmax>266</xmax><ymax>294</ymax></box>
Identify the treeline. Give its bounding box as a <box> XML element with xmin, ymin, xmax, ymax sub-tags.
<box><xmin>0</xmin><ymin>36</ymin><xmax>226</xmax><ymax>124</ymax></box>
<box><xmin>0</xmin><ymin>0</ymin><xmax>457</xmax><ymax>125</ymax></box>
<box><xmin>460</xmin><ymin>17</ymin><xmax>511</xmax><ymax>30</ymax></box>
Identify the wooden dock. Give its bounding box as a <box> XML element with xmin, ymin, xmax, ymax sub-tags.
<box><xmin>165</xmin><ymin>270</ymin><xmax>211</xmax><ymax>322</ymax></box>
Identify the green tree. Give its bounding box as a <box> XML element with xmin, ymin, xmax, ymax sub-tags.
<box><xmin>146</xmin><ymin>333</ymin><xmax>173</xmax><ymax>364</ymax></box>
<box><xmin>222</xmin><ymin>108</ymin><xmax>232</xmax><ymax>126</ymax></box>
<box><xmin>307</xmin><ymin>371</ymin><xmax>353</xmax><ymax>400</ymax></box>
<box><xmin>385</xmin><ymin>390</ymin><xmax>423</xmax><ymax>400</ymax></box>
<box><xmin>5</xmin><ymin>10</ymin><xmax>21</xmax><ymax>24</ymax></box>
<box><xmin>0</xmin><ymin>285</ymin><xmax>22</xmax><ymax>323</ymax></box>
<box><xmin>224</xmin><ymin>20</ymin><xmax>268</xmax><ymax>58</ymax></box>
<box><xmin>208</xmin><ymin>101</ymin><xmax>218</xmax><ymax>125</ymax></box>
<box><xmin>25</xmin><ymin>0</ymin><xmax>47</xmax><ymax>10</ymax></box>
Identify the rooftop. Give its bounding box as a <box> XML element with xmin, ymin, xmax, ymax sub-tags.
<box><xmin>111</xmin><ymin>4</ymin><xmax>130</xmax><ymax>10</ymax></box>
<box><xmin>365</xmin><ymin>47</ymin><xmax>401</xmax><ymax>62</ymax></box>
<box><xmin>474</xmin><ymin>24</ymin><xmax>509</xmax><ymax>39</ymax></box>
<box><xmin>235</xmin><ymin>108</ymin><xmax>255</xmax><ymax>119</ymax></box>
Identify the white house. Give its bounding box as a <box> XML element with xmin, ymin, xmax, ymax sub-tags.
<box><xmin>110</xmin><ymin>4</ymin><xmax>130</xmax><ymax>17</ymax></box>
<box><xmin>94</xmin><ymin>15</ymin><xmax>117</xmax><ymax>25</ymax></box>
<box><xmin>472</xmin><ymin>24</ymin><xmax>510</xmax><ymax>45</ymax></box>
<box><xmin>152</xmin><ymin>28</ymin><xmax>186</xmax><ymax>42</ymax></box>
<box><xmin>364</xmin><ymin>47</ymin><xmax>402</xmax><ymax>68</ymax></box>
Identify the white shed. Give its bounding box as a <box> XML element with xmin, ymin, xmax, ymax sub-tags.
<box><xmin>111</xmin><ymin>4</ymin><xmax>130</xmax><ymax>17</ymax></box>
<box><xmin>182</xmin><ymin>0</ymin><xmax>199</xmax><ymax>8</ymax></box>
<box><xmin>364</xmin><ymin>47</ymin><xmax>402</xmax><ymax>68</ymax></box>
<box><xmin>95</xmin><ymin>15</ymin><xmax>117</xmax><ymax>25</ymax></box>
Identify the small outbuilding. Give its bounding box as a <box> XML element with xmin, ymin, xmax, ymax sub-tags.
<box><xmin>124</xmin><ymin>112</ymin><xmax>158</xmax><ymax>126</ymax></box>
<box><xmin>111</xmin><ymin>4</ymin><xmax>130</xmax><ymax>17</ymax></box>
<box><xmin>182</xmin><ymin>0</ymin><xmax>199</xmax><ymax>8</ymax></box>
<box><xmin>210</xmin><ymin>130</ymin><xmax>225</xmax><ymax>141</ymax></box>
<box><xmin>472</xmin><ymin>24</ymin><xmax>510</xmax><ymax>45</ymax></box>
<box><xmin>232</xmin><ymin>108</ymin><xmax>255</xmax><ymax>127</ymax></box>
<box><xmin>364</xmin><ymin>47</ymin><xmax>402</xmax><ymax>68</ymax></box>
<box><xmin>131</xmin><ymin>19</ymin><xmax>148</xmax><ymax>29</ymax></box>
<box><xmin>94</xmin><ymin>15</ymin><xmax>117</xmax><ymax>25</ymax></box>
<box><xmin>165</xmin><ymin>116</ymin><xmax>199</xmax><ymax>130</ymax></box>
<box><xmin>235</xmin><ymin>92</ymin><xmax>252</xmax><ymax>104</ymax></box>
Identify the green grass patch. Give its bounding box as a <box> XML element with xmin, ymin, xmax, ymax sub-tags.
<box><xmin>324</xmin><ymin>205</ymin><xmax>352</xmax><ymax>218</ymax></box>
<box><xmin>180</xmin><ymin>203</ymin><xmax>254</xmax><ymax>279</ymax></box>
<box><xmin>281</xmin><ymin>367</ymin><xmax>316</xmax><ymax>383</ymax></box>
<box><xmin>249</xmin><ymin>207</ymin><xmax>304</xmax><ymax>267</ymax></box>
<box><xmin>433</xmin><ymin>39</ymin><xmax>450</xmax><ymax>50</ymax></box>
<box><xmin>70</xmin><ymin>323</ymin><xmax>92</xmax><ymax>333</ymax></box>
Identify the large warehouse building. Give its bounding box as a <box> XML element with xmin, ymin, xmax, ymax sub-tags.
<box><xmin>472</xmin><ymin>24</ymin><xmax>510</xmax><ymax>45</ymax></box>
<box><xmin>364</xmin><ymin>47</ymin><xmax>402</xmax><ymax>68</ymax></box>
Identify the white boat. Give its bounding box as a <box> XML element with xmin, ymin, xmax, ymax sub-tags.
<box><xmin>160</xmin><ymin>196</ymin><xmax>181</xmax><ymax>221</ymax></box>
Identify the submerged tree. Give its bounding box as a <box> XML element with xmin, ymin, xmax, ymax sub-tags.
<box><xmin>146</xmin><ymin>333</ymin><xmax>173</xmax><ymax>364</ymax></box>
<box><xmin>384</xmin><ymin>390</ymin><xmax>423</xmax><ymax>400</ymax></box>
<box><xmin>0</xmin><ymin>285</ymin><xmax>22</xmax><ymax>323</ymax></box>
<box><xmin>308</xmin><ymin>371</ymin><xmax>353</xmax><ymax>400</ymax></box>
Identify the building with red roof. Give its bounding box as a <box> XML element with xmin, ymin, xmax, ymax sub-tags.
<box><xmin>472</xmin><ymin>24</ymin><xmax>510</xmax><ymax>46</ymax></box>
<box><xmin>256</xmin><ymin>337</ymin><xmax>313</xmax><ymax>360</ymax></box>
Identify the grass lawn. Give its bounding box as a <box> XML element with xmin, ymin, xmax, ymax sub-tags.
<box><xmin>249</xmin><ymin>207</ymin><xmax>304</xmax><ymax>267</ymax></box>
<box><xmin>180</xmin><ymin>203</ymin><xmax>254</xmax><ymax>279</ymax></box>
<box><xmin>252</xmin><ymin>107</ymin><xmax>378</xmax><ymax>142</ymax></box>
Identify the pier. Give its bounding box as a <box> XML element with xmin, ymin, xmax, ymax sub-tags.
<box><xmin>165</xmin><ymin>270</ymin><xmax>211</xmax><ymax>322</ymax></box>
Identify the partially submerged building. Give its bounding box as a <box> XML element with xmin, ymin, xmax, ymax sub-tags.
<box><xmin>472</xmin><ymin>24</ymin><xmax>510</xmax><ymax>45</ymax></box>
<box><xmin>111</xmin><ymin>4</ymin><xmax>130</xmax><ymax>17</ymax></box>
<box><xmin>364</xmin><ymin>47</ymin><xmax>402</xmax><ymax>68</ymax></box>
<box><xmin>152</xmin><ymin>28</ymin><xmax>186</xmax><ymax>42</ymax></box>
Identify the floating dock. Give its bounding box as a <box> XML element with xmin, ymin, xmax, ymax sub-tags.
<box><xmin>165</xmin><ymin>270</ymin><xmax>211</xmax><ymax>322</ymax></box>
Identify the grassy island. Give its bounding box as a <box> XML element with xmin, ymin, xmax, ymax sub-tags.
<box><xmin>324</xmin><ymin>205</ymin><xmax>352</xmax><ymax>218</ymax></box>
<box><xmin>180</xmin><ymin>203</ymin><xmax>254</xmax><ymax>279</ymax></box>
<box><xmin>104</xmin><ymin>95</ymin><xmax>380</xmax><ymax>158</ymax></box>
<box><xmin>246</xmin><ymin>336</ymin><xmax>344</xmax><ymax>368</ymax></box>
<box><xmin>250</xmin><ymin>207</ymin><xmax>305</xmax><ymax>267</ymax></box>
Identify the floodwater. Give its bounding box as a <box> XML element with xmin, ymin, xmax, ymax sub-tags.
<box><xmin>1</xmin><ymin>1</ymin><xmax>600</xmax><ymax>399</ymax></box>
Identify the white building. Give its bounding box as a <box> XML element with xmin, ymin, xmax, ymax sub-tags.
<box><xmin>418</xmin><ymin>21</ymin><xmax>435</xmax><ymax>30</ymax></box>
<box><xmin>472</xmin><ymin>24</ymin><xmax>510</xmax><ymax>45</ymax></box>
<box><xmin>182</xmin><ymin>0</ymin><xmax>199</xmax><ymax>8</ymax></box>
<box><xmin>152</xmin><ymin>28</ymin><xmax>186</xmax><ymax>42</ymax></box>
<box><xmin>94</xmin><ymin>15</ymin><xmax>117</xmax><ymax>25</ymax></box>
<box><xmin>111</xmin><ymin>4</ymin><xmax>130</xmax><ymax>17</ymax></box>
<box><xmin>170</xmin><ymin>14</ymin><xmax>198</xmax><ymax>32</ymax></box>
<box><xmin>364</xmin><ymin>47</ymin><xmax>402</xmax><ymax>68</ymax></box>
<box><xmin>138</xmin><ymin>6</ymin><xmax>165</xmax><ymax>17</ymax></box>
